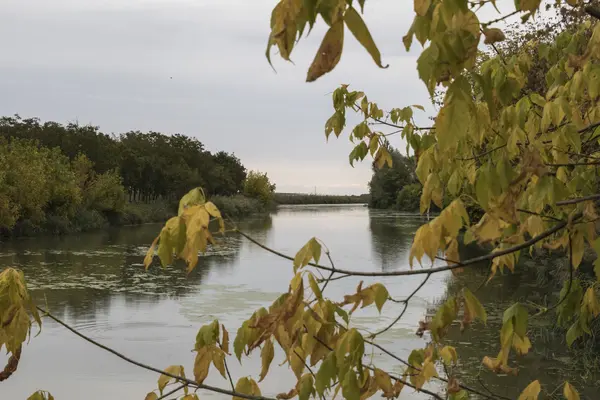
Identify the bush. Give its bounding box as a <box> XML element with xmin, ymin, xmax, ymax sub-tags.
<box><xmin>83</xmin><ymin>170</ymin><xmax>127</xmax><ymax>213</ymax></box>
<box><xmin>117</xmin><ymin>201</ymin><xmax>175</xmax><ymax>225</ymax></box>
<box><xmin>243</xmin><ymin>171</ymin><xmax>276</xmax><ymax>205</ymax></box>
<box><xmin>394</xmin><ymin>183</ymin><xmax>422</xmax><ymax>212</ymax></box>
<box><xmin>211</xmin><ymin>195</ymin><xmax>264</xmax><ymax>218</ymax></box>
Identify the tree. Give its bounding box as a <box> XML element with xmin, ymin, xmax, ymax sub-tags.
<box><xmin>243</xmin><ymin>170</ymin><xmax>276</xmax><ymax>205</ymax></box>
<box><xmin>368</xmin><ymin>148</ymin><xmax>417</xmax><ymax>209</ymax></box>
<box><xmin>4</xmin><ymin>1</ymin><xmax>600</xmax><ymax>400</ymax></box>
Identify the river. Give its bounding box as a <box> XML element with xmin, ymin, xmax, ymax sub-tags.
<box><xmin>0</xmin><ymin>205</ymin><xmax>596</xmax><ymax>399</ymax></box>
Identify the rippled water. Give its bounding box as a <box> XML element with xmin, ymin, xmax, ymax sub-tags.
<box><xmin>1</xmin><ymin>205</ymin><xmax>597</xmax><ymax>399</ymax></box>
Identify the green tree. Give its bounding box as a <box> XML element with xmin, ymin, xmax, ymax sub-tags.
<box><xmin>243</xmin><ymin>170</ymin><xmax>276</xmax><ymax>205</ymax></box>
<box><xmin>368</xmin><ymin>148</ymin><xmax>417</xmax><ymax>209</ymax></box>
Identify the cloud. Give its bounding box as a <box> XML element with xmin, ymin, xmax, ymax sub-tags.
<box><xmin>0</xmin><ymin>0</ymin><xmax>434</xmax><ymax>194</ymax></box>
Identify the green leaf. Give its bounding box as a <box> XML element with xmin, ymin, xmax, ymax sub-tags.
<box><xmin>294</xmin><ymin>237</ymin><xmax>322</xmax><ymax>271</ymax></box>
<box><xmin>566</xmin><ymin>321</ymin><xmax>583</xmax><ymax>347</ymax></box>
<box><xmin>529</xmin><ymin>93</ymin><xmax>546</xmax><ymax>108</ymax></box>
<box><xmin>307</xmin><ymin>19</ymin><xmax>344</xmax><ymax>82</ymax></box>
<box><xmin>233</xmin><ymin>377</ymin><xmax>261</xmax><ymax>400</ymax></box>
<box><xmin>315</xmin><ymin>352</ymin><xmax>337</xmax><ymax>395</ymax></box>
<box><xmin>463</xmin><ymin>288</ymin><xmax>487</xmax><ymax>324</ymax></box>
<box><xmin>308</xmin><ymin>273</ymin><xmax>323</xmax><ymax>300</ymax></box>
<box><xmin>341</xmin><ymin>370</ymin><xmax>360</xmax><ymax>400</ymax></box>
<box><xmin>503</xmin><ymin>303</ymin><xmax>528</xmax><ymax>338</ymax></box>
<box><xmin>372</xmin><ymin>283</ymin><xmax>389</xmax><ymax>313</ymax></box>
<box><xmin>298</xmin><ymin>374</ymin><xmax>315</xmax><ymax>400</ymax></box>
<box><xmin>344</xmin><ymin>7</ymin><xmax>387</xmax><ymax>69</ymax></box>
<box><xmin>449</xmin><ymin>390</ymin><xmax>469</xmax><ymax>400</ymax></box>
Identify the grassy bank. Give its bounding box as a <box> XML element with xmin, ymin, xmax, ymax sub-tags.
<box><xmin>274</xmin><ymin>193</ymin><xmax>369</xmax><ymax>205</ymax></box>
<box><xmin>2</xmin><ymin>195</ymin><xmax>266</xmax><ymax>238</ymax></box>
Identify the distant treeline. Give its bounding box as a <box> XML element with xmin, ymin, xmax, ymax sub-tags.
<box><xmin>0</xmin><ymin>115</ymin><xmax>247</xmax><ymax>202</ymax></box>
<box><xmin>0</xmin><ymin>115</ymin><xmax>269</xmax><ymax>236</ymax></box>
<box><xmin>274</xmin><ymin>193</ymin><xmax>369</xmax><ymax>205</ymax></box>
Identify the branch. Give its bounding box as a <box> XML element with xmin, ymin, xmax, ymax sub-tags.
<box><xmin>157</xmin><ymin>384</ymin><xmax>187</xmax><ymax>400</ymax></box>
<box><xmin>237</xmin><ymin>216</ymin><xmax>577</xmax><ymax>277</ymax></box>
<box><xmin>481</xmin><ymin>10</ymin><xmax>519</xmax><ymax>26</ymax></box>
<box><xmin>546</xmin><ymin>161</ymin><xmax>600</xmax><ymax>167</ymax></box>
<box><xmin>556</xmin><ymin>194</ymin><xmax>600</xmax><ymax>206</ymax></box>
<box><xmin>516</xmin><ymin>208</ymin><xmax>562</xmax><ymax>222</ymax></box>
<box><xmin>370</xmin><ymin>273</ymin><xmax>431</xmax><ymax>338</ymax></box>
<box><xmin>456</xmin><ymin>143</ymin><xmax>507</xmax><ymax>161</ymax></box>
<box><xmin>37</xmin><ymin>307</ymin><xmax>276</xmax><ymax>400</ymax></box>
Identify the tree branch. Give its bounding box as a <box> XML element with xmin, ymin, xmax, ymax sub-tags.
<box><xmin>37</xmin><ymin>307</ymin><xmax>276</xmax><ymax>400</ymax></box>
<box><xmin>370</xmin><ymin>273</ymin><xmax>431</xmax><ymax>338</ymax></box>
<box><xmin>237</xmin><ymin>215</ymin><xmax>578</xmax><ymax>277</ymax></box>
<box><xmin>556</xmin><ymin>194</ymin><xmax>600</xmax><ymax>206</ymax></box>
<box><xmin>456</xmin><ymin>143</ymin><xmax>507</xmax><ymax>161</ymax></box>
<box><xmin>157</xmin><ymin>384</ymin><xmax>187</xmax><ymax>400</ymax></box>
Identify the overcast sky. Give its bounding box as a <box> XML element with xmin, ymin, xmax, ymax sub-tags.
<box><xmin>0</xmin><ymin>0</ymin><xmax>510</xmax><ymax>194</ymax></box>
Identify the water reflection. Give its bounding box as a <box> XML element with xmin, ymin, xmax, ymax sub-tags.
<box><xmin>368</xmin><ymin>210</ymin><xmax>428</xmax><ymax>271</ymax></box>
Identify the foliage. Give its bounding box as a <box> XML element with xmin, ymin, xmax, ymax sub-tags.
<box><xmin>0</xmin><ymin>115</ymin><xmax>247</xmax><ymax>201</ymax></box>
<box><xmin>274</xmin><ymin>193</ymin><xmax>369</xmax><ymax>205</ymax></box>
<box><xmin>368</xmin><ymin>148</ymin><xmax>418</xmax><ymax>209</ymax></box>
<box><xmin>395</xmin><ymin>183</ymin><xmax>423</xmax><ymax>212</ymax></box>
<box><xmin>7</xmin><ymin>0</ymin><xmax>600</xmax><ymax>399</ymax></box>
<box><xmin>210</xmin><ymin>194</ymin><xmax>265</xmax><ymax>218</ymax></box>
<box><xmin>243</xmin><ymin>171</ymin><xmax>276</xmax><ymax>205</ymax></box>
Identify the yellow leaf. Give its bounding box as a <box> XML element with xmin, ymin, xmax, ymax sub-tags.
<box><xmin>512</xmin><ymin>334</ymin><xmax>531</xmax><ymax>355</ymax></box>
<box><xmin>571</xmin><ymin>230</ymin><xmax>585</xmax><ymax>269</ymax></box>
<box><xmin>259</xmin><ymin>339</ymin><xmax>275</xmax><ymax>382</ymax></box>
<box><xmin>415</xmin><ymin>359</ymin><xmax>437</xmax><ymax>389</ymax></box>
<box><xmin>414</xmin><ymin>0</ymin><xmax>431</xmax><ymax>16</ymax></box>
<box><xmin>563</xmin><ymin>382</ymin><xmax>580</xmax><ymax>400</ymax></box>
<box><xmin>204</xmin><ymin>201</ymin><xmax>222</xmax><ymax>219</ymax></box>
<box><xmin>439</xmin><ymin>346</ymin><xmax>458</xmax><ymax>365</ymax></box>
<box><xmin>308</xmin><ymin>273</ymin><xmax>323</xmax><ymax>300</ymax></box>
<box><xmin>483</xmin><ymin>28</ymin><xmax>506</xmax><ymax>44</ymax></box>
<box><xmin>306</xmin><ymin>19</ymin><xmax>344</xmax><ymax>82</ymax></box>
<box><xmin>463</xmin><ymin>288</ymin><xmax>487</xmax><ymax>326</ymax></box>
<box><xmin>233</xmin><ymin>377</ymin><xmax>262</xmax><ymax>400</ymax></box>
<box><xmin>290</xmin><ymin>346</ymin><xmax>305</xmax><ymax>379</ymax></box>
<box><xmin>518</xmin><ymin>380</ymin><xmax>541</xmax><ymax>400</ymax></box>
<box><xmin>222</xmin><ymin>324</ymin><xmax>230</xmax><ymax>354</ymax></box>
<box><xmin>194</xmin><ymin>347</ymin><xmax>212</xmax><ymax>384</ymax></box>
<box><xmin>212</xmin><ymin>347</ymin><xmax>227</xmax><ymax>379</ymax></box>
<box><xmin>374</xmin><ymin>368</ymin><xmax>394</xmax><ymax>396</ymax></box>
<box><xmin>293</xmin><ymin>237</ymin><xmax>321</xmax><ymax>271</ymax></box>
<box><xmin>583</xmin><ymin>288</ymin><xmax>600</xmax><ymax>317</ymax></box>
<box><xmin>158</xmin><ymin>365</ymin><xmax>185</xmax><ymax>394</ymax></box>
<box><xmin>144</xmin><ymin>393</ymin><xmax>158</xmax><ymax>400</ymax></box>
<box><xmin>344</xmin><ymin>7</ymin><xmax>387</xmax><ymax>69</ymax></box>
<box><xmin>144</xmin><ymin>236</ymin><xmax>159</xmax><ymax>270</ymax></box>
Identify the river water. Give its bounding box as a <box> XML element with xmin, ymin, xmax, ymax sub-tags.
<box><xmin>0</xmin><ymin>205</ymin><xmax>597</xmax><ymax>399</ymax></box>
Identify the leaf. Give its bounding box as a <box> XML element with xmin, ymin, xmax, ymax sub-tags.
<box><xmin>564</xmin><ymin>382</ymin><xmax>580</xmax><ymax>400</ymax></box>
<box><xmin>307</xmin><ymin>19</ymin><xmax>344</xmax><ymax>82</ymax></box>
<box><xmin>308</xmin><ymin>273</ymin><xmax>323</xmax><ymax>300</ymax></box>
<box><xmin>566</xmin><ymin>320</ymin><xmax>583</xmax><ymax>346</ymax></box>
<box><xmin>144</xmin><ymin>236</ymin><xmax>159</xmax><ymax>270</ymax></box>
<box><xmin>259</xmin><ymin>339</ymin><xmax>275</xmax><ymax>382</ymax></box>
<box><xmin>194</xmin><ymin>347</ymin><xmax>212</xmax><ymax>384</ymax></box>
<box><xmin>374</xmin><ymin>368</ymin><xmax>394</xmax><ymax>396</ymax></box>
<box><xmin>341</xmin><ymin>371</ymin><xmax>360</xmax><ymax>400</ymax></box>
<box><xmin>179</xmin><ymin>187</ymin><xmax>205</xmax><ymax>216</ymax></box>
<box><xmin>222</xmin><ymin>325</ymin><xmax>230</xmax><ymax>355</ymax></box>
<box><xmin>315</xmin><ymin>352</ymin><xmax>337</xmax><ymax>395</ymax></box>
<box><xmin>415</xmin><ymin>359</ymin><xmax>438</xmax><ymax>389</ymax></box>
<box><xmin>439</xmin><ymin>346</ymin><xmax>458</xmax><ymax>365</ymax></box>
<box><xmin>571</xmin><ymin>230</ymin><xmax>584</xmax><ymax>269</ymax></box>
<box><xmin>233</xmin><ymin>377</ymin><xmax>261</xmax><ymax>400</ymax></box>
<box><xmin>344</xmin><ymin>7</ymin><xmax>387</xmax><ymax>69</ymax></box>
<box><xmin>503</xmin><ymin>303</ymin><xmax>528</xmax><ymax>338</ymax></box>
<box><xmin>414</xmin><ymin>0</ymin><xmax>431</xmax><ymax>16</ymax></box>
<box><xmin>144</xmin><ymin>393</ymin><xmax>158</xmax><ymax>400</ymax></box>
<box><xmin>290</xmin><ymin>346</ymin><xmax>306</xmax><ymax>379</ymax></box>
<box><xmin>297</xmin><ymin>374</ymin><xmax>315</xmax><ymax>400</ymax></box>
<box><xmin>518</xmin><ymin>380</ymin><xmax>541</xmax><ymax>400</ymax></box>
<box><xmin>212</xmin><ymin>348</ymin><xmax>227</xmax><ymax>379</ymax></box>
<box><xmin>158</xmin><ymin>365</ymin><xmax>185</xmax><ymax>394</ymax></box>
<box><xmin>484</xmin><ymin>28</ymin><xmax>506</xmax><ymax>44</ymax></box>
<box><xmin>463</xmin><ymin>288</ymin><xmax>487</xmax><ymax>326</ymax></box>
<box><xmin>27</xmin><ymin>392</ymin><xmax>54</xmax><ymax>400</ymax></box>
<box><xmin>293</xmin><ymin>237</ymin><xmax>322</xmax><ymax>271</ymax></box>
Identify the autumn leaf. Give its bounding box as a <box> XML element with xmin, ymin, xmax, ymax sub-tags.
<box><xmin>259</xmin><ymin>339</ymin><xmax>274</xmax><ymax>382</ymax></box>
<box><xmin>233</xmin><ymin>377</ymin><xmax>262</xmax><ymax>400</ymax></box>
<box><xmin>306</xmin><ymin>19</ymin><xmax>344</xmax><ymax>82</ymax></box>
<box><xmin>563</xmin><ymin>381</ymin><xmax>580</xmax><ymax>400</ymax></box>
<box><xmin>344</xmin><ymin>7</ymin><xmax>387</xmax><ymax>69</ymax></box>
<box><xmin>518</xmin><ymin>380</ymin><xmax>541</xmax><ymax>400</ymax></box>
<box><xmin>158</xmin><ymin>365</ymin><xmax>186</xmax><ymax>394</ymax></box>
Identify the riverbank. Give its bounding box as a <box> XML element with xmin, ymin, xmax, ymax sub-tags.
<box><xmin>274</xmin><ymin>192</ymin><xmax>369</xmax><ymax>205</ymax></box>
<box><xmin>1</xmin><ymin>195</ymin><xmax>269</xmax><ymax>238</ymax></box>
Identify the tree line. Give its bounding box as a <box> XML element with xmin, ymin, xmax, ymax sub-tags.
<box><xmin>0</xmin><ymin>115</ymin><xmax>247</xmax><ymax>202</ymax></box>
<box><xmin>0</xmin><ymin>115</ymin><xmax>278</xmax><ymax>235</ymax></box>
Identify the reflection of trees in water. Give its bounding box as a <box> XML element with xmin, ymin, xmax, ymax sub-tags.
<box><xmin>368</xmin><ymin>210</ymin><xmax>426</xmax><ymax>271</ymax></box>
<box><xmin>3</xmin><ymin>218</ymin><xmax>273</xmax><ymax>319</ymax></box>
<box><xmin>427</xmin><ymin>259</ymin><xmax>599</xmax><ymax>399</ymax></box>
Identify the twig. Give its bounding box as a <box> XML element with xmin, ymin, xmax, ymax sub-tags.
<box><xmin>556</xmin><ymin>194</ymin><xmax>600</xmax><ymax>206</ymax></box>
<box><xmin>218</xmin><ymin>342</ymin><xmax>236</xmax><ymax>391</ymax></box>
<box><xmin>516</xmin><ymin>208</ymin><xmax>562</xmax><ymax>222</ymax></box>
<box><xmin>456</xmin><ymin>144</ymin><xmax>507</xmax><ymax>161</ymax></box>
<box><xmin>546</xmin><ymin>161</ymin><xmax>600</xmax><ymax>167</ymax></box>
<box><xmin>370</xmin><ymin>273</ymin><xmax>431</xmax><ymax>338</ymax></box>
<box><xmin>36</xmin><ymin>306</ymin><xmax>276</xmax><ymax>400</ymax></box>
<box><xmin>237</xmin><ymin>214</ymin><xmax>579</xmax><ymax>278</ymax></box>
<box><xmin>482</xmin><ymin>10</ymin><xmax>519</xmax><ymax>26</ymax></box>
<box><xmin>157</xmin><ymin>384</ymin><xmax>186</xmax><ymax>400</ymax></box>
<box><xmin>294</xmin><ymin>348</ymin><xmax>325</xmax><ymax>400</ymax></box>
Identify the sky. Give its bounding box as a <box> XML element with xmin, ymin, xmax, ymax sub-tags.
<box><xmin>0</xmin><ymin>0</ymin><xmax>510</xmax><ymax>194</ymax></box>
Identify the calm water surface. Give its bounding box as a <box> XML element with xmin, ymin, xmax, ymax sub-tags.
<box><xmin>1</xmin><ymin>205</ymin><xmax>597</xmax><ymax>399</ymax></box>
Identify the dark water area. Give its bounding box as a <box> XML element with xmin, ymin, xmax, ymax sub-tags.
<box><xmin>0</xmin><ymin>205</ymin><xmax>597</xmax><ymax>399</ymax></box>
